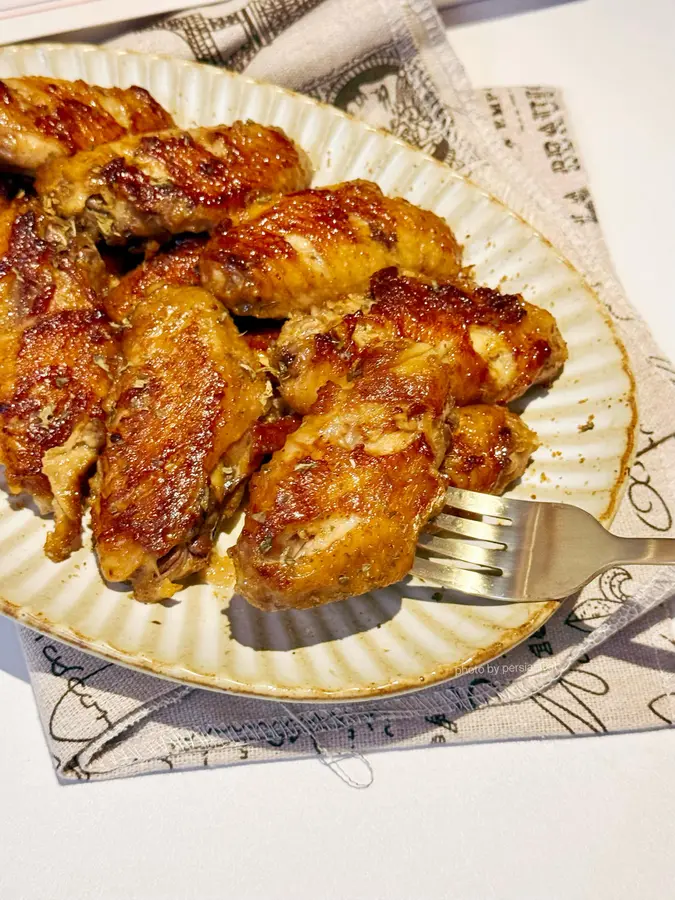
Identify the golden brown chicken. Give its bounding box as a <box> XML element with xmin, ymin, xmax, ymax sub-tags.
<box><xmin>91</xmin><ymin>285</ymin><xmax>271</xmax><ymax>601</ymax></box>
<box><xmin>232</xmin><ymin>339</ymin><xmax>455</xmax><ymax>611</ymax></box>
<box><xmin>0</xmin><ymin>77</ymin><xmax>173</xmax><ymax>175</ymax></box>
<box><xmin>199</xmin><ymin>180</ymin><xmax>463</xmax><ymax>318</ymax></box>
<box><xmin>441</xmin><ymin>405</ymin><xmax>538</xmax><ymax>494</ymax></box>
<box><xmin>233</xmin><ymin>269</ymin><xmax>562</xmax><ymax>611</ymax></box>
<box><xmin>36</xmin><ymin>122</ymin><xmax>313</xmax><ymax>243</ymax></box>
<box><xmin>100</xmin><ymin>239</ymin><xmax>293</xmax><ymax>571</ymax></box>
<box><xmin>0</xmin><ymin>196</ymin><xmax>119</xmax><ymax>560</ymax></box>
<box><xmin>104</xmin><ymin>235</ymin><xmax>206</xmax><ymax>323</ymax></box>
<box><xmin>273</xmin><ymin>268</ymin><xmax>568</xmax><ymax>415</ymax></box>
<box><xmin>233</xmin><ymin>401</ymin><xmax>539</xmax><ymax>611</ymax></box>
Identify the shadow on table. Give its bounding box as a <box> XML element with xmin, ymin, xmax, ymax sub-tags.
<box><xmin>596</xmin><ymin>608</ymin><xmax>675</xmax><ymax>675</ymax></box>
<box><xmin>0</xmin><ymin>615</ymin><xmax>29</xmax><ymax>682</ymax></box>
<box><xmin>147</xmin><ymin>598</ymin><xmax>675</xmax><ymax>775</ymax></box>
<box><xmin>225</xmin><ymin>588</ymin><xmax>402</xmax><ymax>651</ymax></box>
<box><xmin>442</xmin><ymin>0</ymin><xmax>581</xmax><ymax>27</ymax></box>
<box><xmin>61</xmin><ymin>597</ymin><xmax>674</xmax><ymax>780</ymax></box>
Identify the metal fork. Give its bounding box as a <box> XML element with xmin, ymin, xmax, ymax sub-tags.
<box><xmin>412</xmin><ymin>487</ymin><xmax>675</xmax><ymax>602</ymax></box>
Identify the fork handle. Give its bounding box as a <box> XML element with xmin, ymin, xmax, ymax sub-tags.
<box><xmin>610</xmin><ymin>536</ymin><xmax>675</xmax><ymax>566</ymax></box>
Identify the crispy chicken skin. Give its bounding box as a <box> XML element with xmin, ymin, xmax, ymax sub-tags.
<box><xmin>91</xmin><ymin>286</ymin><xmax>271</xmax><ymax>601</ymax></box>
<box><xmin>35</xmin><ymin>121</ymin><xmax>313</xmax><ymax>243</ymax></box>
<box><xmin>232</xmin><ymin>400</ymin><xmax>539</xmax><ymax>612</ymax></box>
<box><xmin>0</xmin><ymin>77</ymin><xmax>173</xmax><ymax>175</ymax></box>
<box><xmin>274</xmin><ymin>268</ymin><xmax>568</xmax><ymax>415</ymax></box>
<box><xmin>233</xmin><ymin>270</ymin><xmax>561</xmax><ymax>610</ymax></box>
<box><xmin>232</xmin><ymin>340</ymin><xmax>455</xmax><ymax>611</ymax></box>
<box><xmin>104</xmin><ymin>235</ymin><xmax>205</xmax><ymax>323</ymax></box>
<box><xmin>0</xmin><ymin>197</ymin><xmax>119</xmax><ymax>560</ymax></box>
<box><xmin>200</xmin><ymin>180</ymin><xmax>463</xmax><ymax>318</ymax></box>
<box><xmin>442</xmin><ymin>405</ymin><xmax>538</xmax><ymax>494</ymax></box>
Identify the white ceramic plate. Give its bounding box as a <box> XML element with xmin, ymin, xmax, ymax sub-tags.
<box><xmin>0</xmin><ymin>44</ymin><xmax>636</xmax><ymax>701</ymax></box>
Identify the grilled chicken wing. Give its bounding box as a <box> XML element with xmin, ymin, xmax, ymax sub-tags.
<box><xmin>273</xmin><ymin>268</ymin><xmax>567</xmax><ymax>414</ymax></box>
<box><xmin>36</xmin><ymin>122</ymin><xmax>312</xmax><ymax>244</ymax></box>
<box><xmin>233</xmin><ymin>269</ymin><xmax>561</xmax><ymax>610</ymax></box>
<box><xmin>232</xmin><ymin>400</ymin><xmax>539</xmax><ymax>611</ymax></box>
<box><xmin>442</xmin><ymin>405</ymin><xmax>538</xmax><ymax>494</ymax></box>
<box><xmin>200</xmin><ymin>180</ymin><xmax>463</xmax><ymax>318</ymax></box>
<box><xmin>105</xmin><ymin>235</ymin><xmax>205</xmax><ymax>323</ymax></box>
<box><xmin>0</xmin><ymin>197</ymin><xmax>119</xmax><ymax>560</ymax></box>
<box><xmin>232</xmin><ymin>340</ymin><xmax>455</xmax><ymax>611</ymax></box>
<box><xmin>0</xmin><ymin>77</ymin><xmax>173</xmax><ymax>176</ymax></box>
<box><xmin>92</xmin><ymin>286</ymin><xmax>271</xmax><ymax>601</ymax></box>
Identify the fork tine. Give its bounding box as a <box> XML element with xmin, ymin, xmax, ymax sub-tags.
<box><xmin>444</xmin><ymin>486</ymin><xmax>513</xmax><ymax>519</ymax></box>
<box><xmin>411</xmin><ymin>558</ymin><xmax>515</xmax><ymax>601</ymax></box>
<box><xmin>417</xmin><ymin>536</ymin><xmax>503</xmax><ymax>570</ymax></box>
<box><xmin>432</xmin><ymin>512</ymin><xmax>507</xmax><ymax>545</ymax></box>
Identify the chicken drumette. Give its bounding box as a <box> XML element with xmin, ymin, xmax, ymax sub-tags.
<box><xmin>273</xmin><ymin>267</ymin><xmax>567</xmax><ymax>415</ymax></box>
<box><xmin>441</xmin><ymin>405</ymin><xmax>538</xmax><ymax>494</ymax></box>
<box><xmin>36</xmin><ymin>122</ymin><xmax>312</xmax><ymax>243</ymax></box>
<box><xmin>0</xmin><ymin>77</ymin><xmax>173</xmax><ymax>175</ymax></box>
<box><xmin>200</xmin><ymin>180</ymin><xmax>463</xmax><ymax>318</ymax></box>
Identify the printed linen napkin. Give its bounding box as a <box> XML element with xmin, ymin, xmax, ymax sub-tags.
<box><xmin>16</xmin><ymin>0</ymin><xmax>675</xmax><ymax>782</ymax></box>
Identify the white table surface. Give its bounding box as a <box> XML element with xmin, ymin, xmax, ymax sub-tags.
<box><xmin>1</xmin><ymin>1</ymin><xmax>674</xmax><ymax>898</ymax></box>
